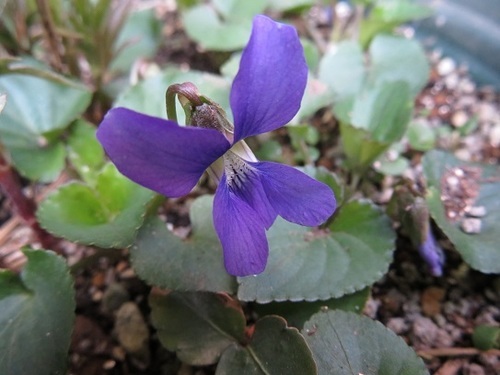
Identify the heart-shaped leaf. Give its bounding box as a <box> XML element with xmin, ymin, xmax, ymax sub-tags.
<box><xmin>237</xmin><ymin>199</ymin><xmax>394</xmax><ymax>303</ymax></box>
<box><xmin>0</xmin><ymin>74</ymin><xmax>91</xmax><ymax>181</ymax></box>
<box><xmin>253</xmin><ymin>287</ymin><xmax>370</xmax><ymax>329</ymax></box>
<box><xmin>131</xmin><ymin>195</ymin><xmax>237</xmax><ymax>293</ymax></box>
<box><xmin>150</xmin><ymin>291</ymin><xmax>246</xmax><ymax>366</ymax></box>
<box><xmin>216</xmin><ymin>316</ymin><xmax>317</xmax><ymax>375</ymax></box>
<box><xmin>0</xmin><ymin>249</ymin><xmax>75</xmax><ymax>375</ymax></box>
<box><xmin>423</xmin><ymin>150</ymin><xmax>500</xmax><ymax>273</ymax></box>
<box><xmin>303</xmin><ymin>310</ymin><xmax>429</xmax><ymax>375</ymax></box>
<box><xmin>37</xmin><ymin>163</ymin><xmax>155</xmax><ymax>248</ymax></box>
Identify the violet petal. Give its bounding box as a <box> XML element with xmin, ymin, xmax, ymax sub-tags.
<box><xmin>252</xmin><ymin>161</ymin><xmax>336</xmax><ymax>226</ymax></box>
<box><xmin>97</xmin><ymin>107</ymin><xmax>230</xmax><ymax>197</ymax></box>
<box><xmin>213</xmin><ymin>174</ymin><xmax>269</xmax><ymax>276</ymax></box>
<box><xmin>230</xmin><ymin>15</ymin><xmax>308</xmax><ymax>142</ymax></box>
<box><xmin>418</xmin><ymin>226</ymin><xmax>445</xmax><ymax>277</ymax></box>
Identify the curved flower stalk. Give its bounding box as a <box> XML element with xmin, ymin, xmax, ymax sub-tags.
<box><xmin>97</xmin><ymin>15</ymin><xmax>336</xmax><ymax>276</ymax></box>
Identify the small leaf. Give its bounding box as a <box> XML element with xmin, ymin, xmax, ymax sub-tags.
<box><xmin>472</xmin><ymin>325</ymin><xmax>500</xmax><ymax>350</ymax></box>
<box><xmin>407</xmin><ymin>121</ymin><xmax>436</xmax><ymax>151</ymax></box>
<box><xmin>303</xmin><ymin>310</ymin><xmax>429</xmax><ymax>375</ymax></box>
<box><xmin>182</xmin><ymin>3</ymin><xmax>260</xmax><ymax>51</ymax></box>
<box><xmin>0</xmin><ymin>249</ymin><xmax>75</xmax><ymax>375</ymax></box>
<box><xmin>150</xmin><ymin>291</ymin><xmax>246</xmax><ymax>366</ymax></box>
<box><xmin>340</xmin><ymin>122</ymin><xmax>390</xmax><ymax>172</ymax></box>
<box><xmin>319</xmin><ymin>41</ymin><xmax>365</xmax><ymax>102</ymax></box>
<box><xmin>423</xmin><ymin>150</ymin><xmax>500</xmax><ymax>273</ymax></box>
<box><xmin>216</xmin><ymin>316</ymin><xmax>317</xmax><ymax>375</ymax></box>
<box><xmin>131</xmin><ymin>195</ymin><xmax>236</xmax><ymax>293</ymax></box>
<box><xmin>253</xmin><ymin>287</ymin><xmax>370</xmax><ymax>329</ymax></box>
<box><xmin>0</xmin><ymin>74</ymin><xmax>92</xmax><ymax>181</ymax></box>
<box><xmin>37</xmin><ymin>163</ymin><xmax>155</xmax><ymax>248</ymax></box>
<box><xmin>368</xmin><ymin>35</ymin><xmax>430</xmax><ymax>98</ymax></box>
<box><xmin>67</xmin><ymin>119</ymin><xmax>105</xmax><ymax>185</ymax></box>
<box><xmin>237</xmin><ymin>199</ymin><xmax>394</xmax><ymax>302</ymax></box>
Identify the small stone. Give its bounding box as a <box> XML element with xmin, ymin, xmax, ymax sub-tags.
<box><xmin>437</xmin><ymin>57</ymin><xmax>456</xmax><ymax>76</ymax></box>
<box><xmin>451</xmin><ymin>110</ymin><xmax>468</xmax><ymax>128</ymax></box>
<box><xmin>461</xmin><ymin>218</ymin><xmax>482</xmax><ymax>234</ymax></box>
<box><xmin>489</xmin><ymin>124</ymin><xmax>500</xmax><ymax>147</ymax></box>
<box><xmin>103</xmin><ymin>360</ymin><xmax>116</xmax><ymax>370</ymax></box>
<box><xmin>115</xmin><ymin>302</ymin><xmax>149</xmax><ymax>354</ymax></box>
<box><xmin>463</xmin><ymin>363</ymin><xmax>485</xmax><ymax>375</ymax></box>
<box><xmin>465</xmin><ymin>206</ymin><xmax>487</xmax><ymax>218</ymax></box>
<box><xmin>386</xmin><ymin>317</ymin><xmax>408</xmax><ymax>334</ymax></box>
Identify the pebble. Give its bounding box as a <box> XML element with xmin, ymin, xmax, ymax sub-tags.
<box><xmin>465</xmin><ymin>206</ymin><xmax>487</xmax><ymax>218</ymax></box>
<box><xmin>489</xmin><ymin>124</ymin><xmax>500</xmax><ymax>147</ymax></box>
<box><xmin>386</xmin><ymin>317</ymin><xmax>408</xmax><ymax>334</ymax></box>
<box><xmin>451</xmin><ymin>110</ymin><xmax>468</xmax><ymax>127</ymax></box>
<box><xmin>461</xmin><ymin>218</ymin><xmax>482</xmax><ymax>234</ymax></box>
<box><xmin>437</xmin><ymin>57</ymin><xmax>456</xmax><ymax>76</ymax></box>
<box><xmin>463</xmin><ymin>363</ymin><xmax>485</xmax><ymax>375</ymax></box>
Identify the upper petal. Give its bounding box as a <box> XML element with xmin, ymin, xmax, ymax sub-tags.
<box><xmin>252</xmin><ymin>161</ymin><xmax>336</xmax><ymax>226</ymax></box>
<box><xmin>230</xmin><ymin>15</ymin><xmax>308</xmax><ymax>142</ymax></box>
<box><xmin>97</xmin><ymin>107</ymin><xmax>230</xmax><ymax>197</ymax></box>
<box><xmin>213</xmin><ymin>173</ymin><xmax>270</xmax><ymax>276</ymax></box>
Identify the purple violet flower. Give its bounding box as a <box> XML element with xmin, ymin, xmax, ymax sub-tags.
<box><xmin>97</xmin><ymin>15</ymin><xmax>336</xmax><ymax>276</ymax></box>
<box><xmin>418</xmin><ymin>226</ymin><xmax>445</xmax><ymax>277</ymax></box>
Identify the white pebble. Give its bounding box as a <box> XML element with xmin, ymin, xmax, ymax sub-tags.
<box><xmin>461</xmin><ymin>218</ymin><xmax>482</xmax><ymax>234</ymax></box>
<box><xmin>437</xmin><ymin>57</ymin><xmax>456</xmax><ymax>76</ymax></box>
<box><xmin>466</xmin><ymin>206</ymin><xmax>487</xmax><ymax>218</ymax></box>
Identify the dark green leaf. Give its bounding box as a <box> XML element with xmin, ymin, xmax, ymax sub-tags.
<box><xmin>150</xmin><ymin>291</ymin><xmax>246</xmax><ymax>365</ymax></box>
<box><xmin>253</xmin><ymin>287</ymin><xmax>370</xmax><ymax>328</ymax></box>
<box><xmin>303</xmin><ymin>310</ymin><xmax>429</xmax><ymax>375</ymax></box>
<box><xmin>237</xmin><ymin>200</ymin><xmax>394</xmax><ymax>302</ymax></box>
<box><xmin>0</xmin><ymin>249</ymin><xmax>75</xmax><ymax>375</ymax></box>
<box><xmin>216</xmin><ymin>316</ymin><xmax>317</xmax><ymax>375</ymax></box>
<box><xmin>131</xmin><ymin>195</ymin><xmax>236</xmax><ymax>293</ymax></box>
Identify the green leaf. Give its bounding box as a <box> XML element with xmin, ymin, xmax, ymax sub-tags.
<box><xmin>268</xmin><ymin>0</ymin><xmax>315</xmax><ymax>12</ymax></box>
<box><xmin>253</xmin><ymin>287</ymin><xmax>370</xmax><ymax>329</ymax></box>
<box><xmin>37</xmin><ymin>163</ymin><xmax>155</xmax><ymax>248</ymax></box>
<box><xmin>303</xmin><ymin>310</ymin><xmax>428</xmax><ymax>375</ymax></box>
<box><xmin>406</xmin><ymin>121</ymin><xmax>436</xmax><ymax>151</ymax></box>
<box><xmin>182</xmin><ymin>2</ymin><xmax>265</xmax><ymax>51</ymax></box>
<box><xmin>0</xmin><ymin>74</ymin><xmax>92</xmax><ymax>181</ymax></box>
<box><xmin>360</xmin><ymin>1</ymin><xmax>432</xmax><ymax>47</ymax></box>
<box><xmin>66</xmin><ymin>119</ymin><xmax>105</xmax><ymax>185</ymax></box>
<box><xmin>237</xmin><ymin>199</ymin><xmax>394</xmax><ymax>302</ymax></box>
<box><xmin>110</xmin><ymin>9</ymin><xmax>162</xmax><ymax>73</ymax></box>
<box><xmin>115</xmin><ymin>67</ymin><xmax>231</xmax><ymax>121</ymax></box>
<box><xmin>350</xmin><ymin>81</ymin><xmax>412</xmax><ymax>143</ymax></box>
<box><xmin>340</xmin><ymin>122</ymin><xmax>390</xmax><ymax>172</ymax></box>
<box><xmin>472</xmin><ymin>325</ymin><xmax>500</xmax><ymax>350</ymax></box>
<box><xmin>216</xmin><ymin>316</ymin><xmax>317</xmax><ymax>375</ymax></box>
<box><xmin>423</xmin><ymin>150</ymin><xmax>500</xmax><ymax>273</ymax></box>
<box><xmin>319</xmin><ymin>41</ymin><xmax>365</xmax><ymax>102</ymax></box>
<box><xmin>0</xmin><ymin>249</ymin><xmax>75</xmax><ymax>375</ymax></box>
<box><xmin>294</xmin><ymin>76</ymin><xmax>333</xmax><ymax>122</ymax></box>
<box><xmin>368</xmin><ymin>35</ymin><xmax>430</xmax><ymax>98</ymax></box>
<box><xmin>150</xmin><ymin>291</ymin><xmax>246</xmax><ymax>365</ymax></box>
<box><xmin>131</xmin><ymin>195</ymin><xmax>236</xmax><ymax>293</ymax></box>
